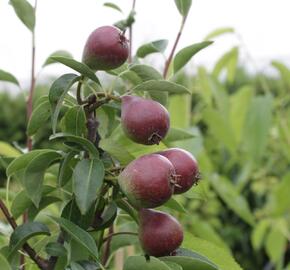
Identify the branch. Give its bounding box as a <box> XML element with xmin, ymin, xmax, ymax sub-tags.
<box><xmin>163</xmin><ymin>15</ymin><xmax>188</xmax><ymax>78</ymax></box>
<box><xmin>102</xmin><ymin>225</ymin><xmax>114</xmax><ymax>266</ymax></box>
<box><xmin>0</xmin><ymin>199</ymin><xmax>48</xmax><ymax>270</ymax></box>
<box><xmin>128</xmin><ymin>0</ymin><xmax>137</xmax><ymax>63</ymax></box>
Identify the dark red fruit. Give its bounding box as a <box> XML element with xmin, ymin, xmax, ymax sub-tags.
<box><xmin>118</xmin><ymin>154</ymin><xmax>175</xmax><ymax>209</ymax></box>
<box><xmin>139</xmin><ymin>209</ymin><xmax>183</xmax><ymax>257</ymax></box>
<box><xmin>159</xmin><ymin>148</ymin><xmax>199</xmax><ymax>194</ymax></box>
<box><xmin>121</xmin><ymin>95</ymin><xmax>170</xmax><ymax>145</ymax></box>
<box><xmin>82</xmin><ymin>26</ymin><xmax>129</xmax><ymax>70</ymax></box>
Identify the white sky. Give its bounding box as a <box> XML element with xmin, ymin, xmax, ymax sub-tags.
<box><xmin>0</xmin><ymin>0</ymin><xmax>290</xmax><ymax>90</ymax></box>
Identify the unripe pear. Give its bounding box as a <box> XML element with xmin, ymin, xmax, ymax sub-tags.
<box><xmin>82</xmin><ymin>26</ymin><xmax>129</xmax><ymax>70</ymax></box>
<box><xmin>139</xmin><ymin>209</ymin><xmax>183</xmax><ymax>257</ymax></box>
<box><xmin>121</xmin><ymin>95</ymin><xmax>170</xmax><ymax>145</ymax></box>
<box><xmin>118</xmin><ymin>154</ymin><xmax>175</xmax><ymax>209</ymax></box>
<box><xmin>159</xmin><ymin>148</ymin><xmax>199</xmax><ymax>194</ymax></box>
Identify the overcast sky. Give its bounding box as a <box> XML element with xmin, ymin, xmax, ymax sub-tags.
<box><xmin>0</xmin><ymin>0</ymin><xmax>290</xmax><ymax>90</ymax></box>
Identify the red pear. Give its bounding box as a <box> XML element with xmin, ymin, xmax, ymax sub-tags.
<box><xmin>118</xmin><ymin>154</ymin><xmax>175</xmax><ymax>209</ymax></box>
<box><xmin>121</xmin><ymin>95</ymin><xmax>170</xmax><ymax>145</ymax></box>
<box><xmin>159</xmin><ymin>148</ymin><xmax>199</xmax><ymax>194</ymax></box>
<box><xmin>82</xmin><ymin>26</ymin><xmax>129</xmax><ymax>70</ymax></box>
<box><xmin>139</xmin><ymin>209</ymin><xmax>183</xmax><ymax>257</ymax></box>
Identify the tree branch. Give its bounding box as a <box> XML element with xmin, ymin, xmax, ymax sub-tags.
<box><xmin>128</xmin><ymin>0</ymin><xmax>137</xmax><ymax>63</ymax></box>
<box><xmin>102</xmin><ymin>225</ymin><xmax>114</xmax><ymax>266</ymax></box>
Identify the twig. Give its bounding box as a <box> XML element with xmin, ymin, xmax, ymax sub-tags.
<box><xmin>129</xmin><ymin>0</ymin><xmax>137</xmax><ymax>63</ymax></box>
<box><xmin>0</xmin><ymin>199</ymin><xmax>48</xmax><ymax>270</ymax></box>
<box><xmin>102</xmin><ymin>225</ymin><xmax>114</xmax><ymax>265</ymax></box>
<box><xmin>76</xmin><ymin>77</ymin><xmax>86</xmax><ymax>105</ymax></box>
<box><xmin>163</xmin><ymin>14</ymin><xmax>188</xmax><ymax>78</ymax></box>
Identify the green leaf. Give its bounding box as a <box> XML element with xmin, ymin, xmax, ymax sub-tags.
<box><xmin>9</xmin><ymin>222</ymin><xmax>50</xmax><ymax>257</ymax></box>
<box><xmin>213</xmin><ymin>47</ymin><xmax>239</xmax><ymax>83</ymax></box>
<box><xmin>161</xmin><ymin>248</ymin><xmax>218</xmax><ymax>270</ymax></box>
<box><xmin>23</xmin><ymin>150</ymin><xmax>62</xmax><ymax>207</ymax></box>
<box><xmin>7</xmin><ymin>149</ymin><xmax>58</xmax><ymax>177</ymax></box>
<box><xmin>49</xmin><ymin>73</ymin><xmax>80</xmax><ymax>133</ymax></box>
<box><xmin>27</xmin><ymin>99</ymin><xmax>51</xmax><ymax>136</ymax></box>
<box><xmin>45</xmin><ymin>242</ymin><xmax>67</xmax><ymax>257</ymax></box>
<box><xmin>169</xmin><ymin>95</ymin><xmax>191</xmax><ymax>129</ymax></box>
<box><xmin>173</xmin><ymin>41</ymin><xmax>213</xmax><ymax>74</ymax></box>
<box><xmin>49</xmin><ymin>56</ymin><xmax>101</xmax><ymax>85</ymax></box>
<box><xmin>9</xmin><ymin>0</ymin><xmax>35</xmax><ymax>32</ymax></box>
<box><xmin>183</xmin><ymin>233</ymin><xmax>243</xmax><ymax>270</ymax></box>
<box><xmin>0</xmin><ymin>142</ymin><xmax>21</xmax><ymax>157</ymax></box>
<box><xmin>43</xmin><ymin>50</ymin><xmax>73</xmax><ymax>67</ymax></box>
<box><xmin>137</xmin><ymin>40</ymin><xmax>168</xmax><ymax>58</ymax></box>
<box><xmin>204</xmin><ymin>27</ymin><xmax>235</xmax><ymax>40</ymax></box>
<box><xmin>164</xmin><ymin>127</ymin><xmax>195</xmax><ymax>143</ymax></box>
<box><xmin>132</xmin><ymin>80</ymin><xmax>190</xmax><ymax>94</ymax></box>
<box><xmin>73</xmin><ymin>159</ymin><xmax>104</xmax><ymax>215</ymax></box>
<box><xmin>103</xmin><ymin>2</ymin><xmax>123</xmax><ymax>13</ymax></box>
<box><xmin>242</xmin><ymin>95</ymin><xmax>272</xmax><ymax>163</ymax></box>
<box><xmin>61</xmin><ymin>105</ymin><xmax>87</xmax><ymax>136</ymax></box>
<box><xmin>174</xmin><ymin>0</ymin><xmax>192</xmax><ymax>16</ymax></box>
<box><xmin>0</xmin><ymin>253</ymin><xmax>12</xmax><ymax>270</ymax></box>
<box><xmin>251</xmin><ymin>219</ymin><xmax>270</xmax><ymax>250</ymax></box>
<box><xmin>272</xmin><ymin>61</ymin><xmax>290</xmax><ymax>89</ymax></box>
<box><xmin>95</xmin><ymin>202</ymin><xmax>117</xmax><ymax>230</ymax></box>
<box><xmin>124</xmin><ymin>256</ymin><xmax>171</xmax><ymax>270</ymax></box>
<box><xmin>164</xmin><ymin>261</ymin><xmax>182</xmax><ymax>270</ymax></box>
<box><xmin>50</xmin><ymin>217</ymin><xmax>98</xmax><ymax>259</ymax></box>
<box><xmin>265</xmin><ymin>224</ymin><xmax>287</xmax><ymax>264</ymax></box>
<box><xmin>58</xmin><ymin>151</ymin><xmax>77</xmax><ymax>187</ymax></box>
<box><xmin>209</xmin><ymin>175</ymin><xmax>255</xmax><ymax>226</ymax></box>
<box><xmin>0</xmin><ymin>69</ymin><xmax>19</xmax><ymax>86</ymax></box>
<box><xmin>163</xmin><ymin>197</ymin><xmax>187</xmax><ymax>213</ymax></box>
<box><xmin>50</xmin><ymin>133</ymin><xmax>99</xmax><ymax>159</ymax></box>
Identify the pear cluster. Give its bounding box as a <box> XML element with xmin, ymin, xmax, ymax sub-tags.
<box><xmin>119</xmin><ymin>95</ymin><xmax>200</xmax><ymax>257</ymax></box>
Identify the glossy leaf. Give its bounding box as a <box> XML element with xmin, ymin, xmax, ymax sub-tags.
<box><xmin>132</xmin><ymin>80</ymin><xmax>190</xmax><ymax>94</ymax></box>
<box><xmin>137</xmin><ymin>40</ymin><xmax>168</xmax><ymax>58</ymax></box>
<box><xmin>173</xmin><ymin>41</ymin><xmax>213</xmax><ymax>74</ymax></box>
<box><xmin>210</xmin><ymin>175</ymin><xmax>255</xmax><ymax>226</ymax></box>
<box><xmin>103</xmin><ymin>2</ymin><xmax>123</xmax><ymax>13</ymax></box>
<box><xmin>174</xmin><ymin>0</ymin><xmax>192</xmax><ymax>16</ymax></box>
<box><xmin>9</xmin><ymin>222</ymin><xmax>50</xmax><ymax>257</ymax></box>
<box><xmin>73</xmin><ymin>159</ymin><xmax>104</xmax><ymax>215</ymax></box>
<box><xmin>204</xmin><ymin>27</ymin><xmax>235</xmax><ymax>40</ymax></box>
<box><xmin>124</xmin><ymin>256</ymin><xmax>171</xmax><ymax>270</ymax></box>
<box><xmin>183</xmin><ymin>233</ymin><xmax>243</xmax><ymax>270</ymax></box>
<box><xmin>0</xmin><ymin>69</ymin><xmax>19</xmax><ymax>86</ymax></box>
<box><xmin>49</xmin><ymin>56</ymin><xmax>100</xmax><ymax>85</ymax></box>
<box><xmin>50</xmin><ymin>133</ymin><xmax>99</xmax><ymax>158</ymax></box>
<box><xmin>50</xmin><ymin>217</ymin><xmax>98</xmax><ymax>259</ymax></box>
<box><xmin>61</xmin><ymin>105</ymin><xmax>87</xmax><ymax>136</ymax></box>
<box><xmin>43</xmin><ymin>50</ymin><xmax>73</xmax><ymax>67</ymax></box>
<box><xmin>10</xmin><ymin>0</ymin><xmax>35</xmax><ymax>31</ymax></box>
<box><xmin>27</xmin><ymin>99</ymin><xmax>51</xmax><ymax>136</ymax></box>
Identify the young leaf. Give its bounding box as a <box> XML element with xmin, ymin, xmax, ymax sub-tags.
<box><xmin>49</xmin><ymin>56</ymin><xmax>101</xmax><ymax>85</ymax></box>
<box><xmin>174</xmin><ymin>0</ymin><xmax>192</xmax><ymax>17</ymax></box>
<box><xmin>132</xmin><ymin>80</ymin><xmax>190</xmax><ymax>94</ymax></box>
<box><xmin>43</xmin><ymin>50</ymin><xmax>73</xmax><ymax>67</ymax></box>
<box><xmin>24</xmin><ymin>151</ymin><xmax>62</xmax><ymax>207</ymax></box>
<box><xmin>50</xmin><ymin>217</ymin><xmax>98</xmax><ymax>259</ymax></box>
<box><xmin>50</xmin><ymin>133</ymin><xmax>99</xmax><ymax>159</ymax></box>
<box><xmin>137</xmin><ymin>40</ymin><xmax>168</xmax><ymax>58</ymax></box>
<box><xmin>27</xmin><ymin>99</ymin><xmax>51</xmax><ymax>136</ymax></box>
<box><xmin>73</xmin><ymin>159</ymin><xmax>105</xmax><ymax>215</ymax></box>
<box><xmin>124</xmin><ymin>256</ymin><xmax>171</xmax><ymax>270</ymax></box>
<box><xmin>49</xmin><ymin>73</ymin><xmax>80</xmax><ymax>133</ymax></box>
<box><xmin>183</xmin><ymin>233</ymin><xmax>243</xmax><ymax>270</ymax></box>
<box><xmin>9</xmin><ymin>222</ymin><xmax>50</xmax><ymax>257</ymax></box>
<box><xmin>204</xmin><ymin>27</ymin><xmax>235</xmax><ymax>40</ymax></box>
<box><xmin>61</xmin><ymin>106</ymin><xmax>87</xmax><ymax>136</ymax></box>
<box><xmin>9</xmin><ymin>0</ymin><xmax>35</xmax><ymax>32</ymax></box>
<box><xmin>173</xmin><ymin>41</ymin><xmax>213</xmax><ymax>74</ymax></box>
<box><xmin>0</xmin><ymin>69</ymin><xmax>19</xmax><ymax>86</ymax></box>
<box><xmin>103</xmin><ymin>2</ymin><xmax>123</xmax><ymax>13</ymax></box>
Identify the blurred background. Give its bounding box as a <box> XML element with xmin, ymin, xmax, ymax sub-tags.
<box><xmin>1</xmin><ymin>1</ymin><xmax>290</xmax><ymax>270</ymax></box>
